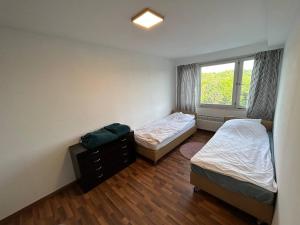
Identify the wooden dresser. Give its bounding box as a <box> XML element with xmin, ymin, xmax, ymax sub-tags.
<box><xmin>69</xmin><ymin>131</ymin><xmax>136</xmax><ymax>192</ymax></box>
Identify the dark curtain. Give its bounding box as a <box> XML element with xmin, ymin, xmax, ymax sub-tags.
<box><xmin>246</xmin><ymin>49</ymin><xmax>283</xmax><ymax>120</ymax></box>
<box><xmin>176</xmin><ymin>64</ymin><xmax>200</xmax><ymax>113</ymax></box>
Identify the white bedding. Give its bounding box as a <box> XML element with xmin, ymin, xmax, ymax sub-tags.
<box><xmin>136</xmin><ymin>120</ymin><xmax>196</xmax><ymax>150</ymax></box>
<box><xmin>191</xmin><ymin>119</ymin><xmax>277</xmax><ymax>192</ymax></box>
<box><xmin>134</xmin><ymin>112</ymin><xmax>195</xmax><ymax>150</ymax></box>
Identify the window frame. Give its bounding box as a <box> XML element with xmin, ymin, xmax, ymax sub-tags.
<box><xmin>199</xmin><ymin>56</ymin><xmax>254</xmax><ymax>109</ymax></box>
<box><xmin>235</xmin><ymin>57</ymin><xmax>255</xmax><ymax>109</ymax></box>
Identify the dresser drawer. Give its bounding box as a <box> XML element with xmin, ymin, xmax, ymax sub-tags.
<box><xmin>121</xmin><ymin>148</ymin><xmax>129</xmax><ymax>157</ymax></box>
<box><xmin>78</xmin><ymin>150</ymin><xmax>103</xmax><ymax>171</ymax></box>
<box><xmin>119</xmin><ymin>136</ymin><xmax>130</xmax><ymax>144</ymax></box>
<box><xmin>77</xmin><ymin>148</ymin><xmax>101</xmax><ymax>160</ymax></box>
<box><xmin>118</xmin><ymin>132</ymin><xmax>134</xmax><ymax>144</ymax></box>
<box><xmin>83</xmin><ymin>167</ymin><xmax>104</xmax><ymax>179</ymax></box>
<box><xmin>87</xmin><ymin>149</ymin><xmax>101</xmax><ymax>157</ymax></box>
<box><xmin>69</xmin><ymin>131</ymin><xmax>136</xmax><ymax>192</ymax></box>
<box><xmin>119</xmin><ymin>138</ymin><xmax>134</xmax><ymax>154</ymax></box>
<box><xmin>81</xmin><ymin>162</ymin><xmax>103</xmax><ymax>176</ymax></box>
<box><xmin>79</xmin><ymin>171</ymin><xmax>105</xmax><ymax>192</ymax></box>
<box><xmin>120</xmin><ymin>144</ymin><xmax>130</xmax><ymax>152</ymax></box>
<box><xmin>122</xmin><ymin>157</ymin><xmax>130</xmax><ymax>165</ymax></box>
<box><xmin>80</xmin><ymin>158</ymin><xmax>102</xmax><ymax>172</ymax></box>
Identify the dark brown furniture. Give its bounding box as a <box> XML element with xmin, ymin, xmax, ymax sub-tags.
<box><xmin>69</xmin><ymin>131</ymin><xmax>135</xmax><ymax>192</ymax></box>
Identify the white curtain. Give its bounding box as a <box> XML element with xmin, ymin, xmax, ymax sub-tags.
<box><xmin>176</xmin><ymin>64</ymin><xmax>201</xmax><ymax>113</ymax></box>
<box><xmin>247</xmin><ymin>49</ymin><xmax>283</xmax><ymax>120</ymax></box>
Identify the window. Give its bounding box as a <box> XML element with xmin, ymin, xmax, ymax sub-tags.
<box><xmin>238</xmin><ymin>59</ymin><xmax>254</xmax><ymax>108</ymax></box>
<box><xmin>200</xmin><ymin>57</ymin><xmax>254</xmax><ymax>108</ymax></box>
<box><xmin>201</xmin><ymin>62</ymin><xmax>235</xmax><ymax>105</ymax></box>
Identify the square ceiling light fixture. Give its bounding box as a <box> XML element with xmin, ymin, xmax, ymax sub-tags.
<box><xmin>131</xmin><ymin>8</ymin><xmax>164</xmax><ymax>29</ymax></box>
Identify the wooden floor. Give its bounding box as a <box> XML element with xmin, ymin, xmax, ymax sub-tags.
<box><xmin>1</xmin><ymin>130</ymin><xmax>256</xmax><ymax>225</ymax></box>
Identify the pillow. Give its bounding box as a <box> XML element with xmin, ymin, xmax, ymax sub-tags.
<box><xmin>167</xmin><ymin>112</ymin><xmax>195</xmax><ymax>121</ymax></box>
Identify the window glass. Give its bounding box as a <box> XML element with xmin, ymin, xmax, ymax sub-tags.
<box><xmin>200</xmin><ymin>62</ymin><xmax>235</xmax><ymax>105</ymax></box>
<box><xmin>240</xmin><ymin>60</ymin><xmax>254</xmax><ymax>108</ymax></box>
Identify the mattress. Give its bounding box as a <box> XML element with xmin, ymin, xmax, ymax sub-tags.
<box><xmin>137</xmin><ymin>120</ymin><xmax>196</xmax><ymax>150</ymax></box>
<box><xmin>135</xmin><ymin>112</ymin><xmax>196</xmax><ymax>150</ymax></box>
<box><xmin>191</xmin><ymin>119</ymin><xmax>277</xmax><ymax>193</ymax></box>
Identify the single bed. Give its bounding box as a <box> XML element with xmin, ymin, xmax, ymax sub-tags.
<box><xmin>190</xmin><ymin>118</ymin><xmax>277</xmax><ymax>224</ymax></box>
<box><xmin>135</xmin><ymin>112</ymin><xmax>197</xmax><ymax>163</ymax></box>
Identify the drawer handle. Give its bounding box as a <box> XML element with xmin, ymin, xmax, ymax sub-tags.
<box><xmin>123</xmin><ymin>159</ymin><xmax>129</xmax><ymax>163</ymax></box>
<box><xmin>93</xmin><ymin>158</ymin><xmax>101</xmax><ymax>163</ymax></box>
<box><xmin>95</xmin><ymin>166</ymin><xmax>102</xmax><ymax>171</ymax></box>
<box><xmin>122</xmin><ymin>152</ymin><xmax>128</xmax><ymax>156</ymax></box>
<box><xmin>121</xmin><ymin>138</ymin><xmax>127</xmax><ymax>142</ymax></box>
<box><xmin>97</xmin><ymin>174</ymin><xmax>104</xmax><ymax>179</ymax></box>
<box><xmin>91</xmin><ymin>150</ymin><xmax>99</xmax><ymax>154</ymax></box>
<box><xmin>121</xmin><ymin>145</ymin><xmax>128</xmax><ymax>149</ymax></box>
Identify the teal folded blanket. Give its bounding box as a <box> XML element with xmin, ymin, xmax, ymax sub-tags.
<box><xmin>104</xmin><ymin>123</ymin><xmax>130</xmax><ymax>137</ymax></box>
<box><xmin>81</xmin><ymin>128</ymin><xmax>118</xmax><ymax>149</ymax></box>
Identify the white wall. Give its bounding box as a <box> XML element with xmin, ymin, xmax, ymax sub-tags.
<box><xmin>174</xmin><ymin>42</ymin><xmax>270</xmax><ymax>66</ymax></box>
<box><xmin>0</xmin><ymin>28</ymin><xmax>175</xmax><ymax>219</ymax></box>
<box><xmin>272</xmin><ymin>15</ymin><xmax>300</xmax><ymax>225</ymax></box>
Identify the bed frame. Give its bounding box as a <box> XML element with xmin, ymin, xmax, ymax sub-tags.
<box><xmin>136</xmin><ymin>111</ymin><xmax>197</xmax><ymax>164</ymax></box>
<box><xmin>190</xmin><ymin>117</ymin><xmax>275</xmax><ymax>224</ymax></box>
<box><xmin>136</xmin><ymin>125</ymin><xmax>197</xmax><ymax>163</ymax></box>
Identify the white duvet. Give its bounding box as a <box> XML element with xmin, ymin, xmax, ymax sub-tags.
<box><xmin>191</xmin><ymin>119</ymin><xmax>277</xmax><ymax>192</ymax></box>
<box><xmin>135</xmin><ymin>112</ymin><xmax>195</xmax><ymax>147</ymax></box>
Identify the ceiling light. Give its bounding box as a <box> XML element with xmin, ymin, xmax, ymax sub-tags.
<box><xmin>131</xmin><ymin>8</ymin><xmax>164</xmax><ymax>29</ymax></box>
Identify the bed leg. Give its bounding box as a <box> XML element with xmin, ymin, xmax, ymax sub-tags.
<box><xmin>193</xmin><ymin>186</ymin><xmax>201</xmax><ymax>193</ymax></box>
